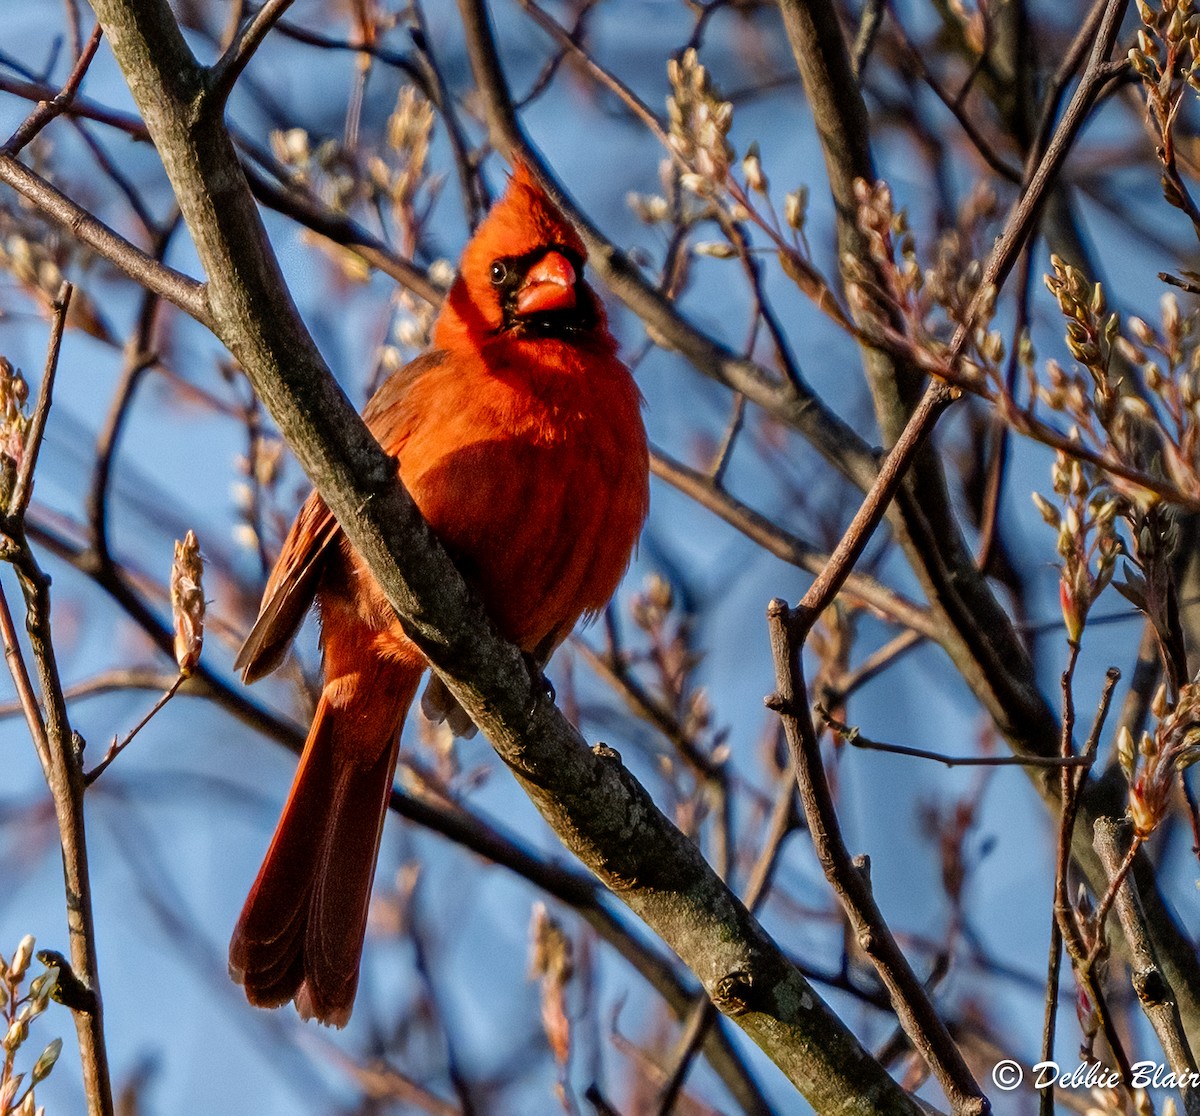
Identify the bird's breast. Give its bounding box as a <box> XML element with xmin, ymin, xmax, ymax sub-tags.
<box><xmin>394</xmin><ymin>360</ymin><xmax>648</xmax><ymax>651</ymax></box>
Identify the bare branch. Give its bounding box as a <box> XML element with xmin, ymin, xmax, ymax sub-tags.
<box><xmin>767</xmin><ymin>601</ymin><xmax>988</xmax><ymax>1116</ymax></box>
<box><xmin>209</xmin><ymin>0</ymin><xmax>296</xmax><ymax>107</ymax></box>
<box><xmin>2</xmin><ymin>24</ymin><xmax>103</xmax><ymax>155</ymax></box>
<box><xmin>83</xmin><ymin>673</ymin><xmax>185</xmax><ymax>786</ymax></box>
<box><xmin>820</xmin><ymin>708</ymin><xmax>1094</xmax><ymax>769</ymax></box>
<box><xmin>10</xmin><ymin>282</ymin><xmax>70</xmax><ymax>518</ymax></box>
<box><xmin>0</xmin><ymin>154</ymin><xmax>210</xmax><ymax>323</ymax></box>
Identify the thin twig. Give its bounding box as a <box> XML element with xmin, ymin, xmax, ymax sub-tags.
<box><xmin>0</xmin><ymin>314</ymin><xmax>114</xmax><ymax>1115</ymax></box>
<box><xmin>0</xmin><ymin>667</ymin><xmax>181</xmax><ymax>717</ymax></box>
<box><xmin>851</xmin><ymin>0</ymin><xmax>886</xmax><ymax>80</ymax></box>
<box><xmin>1045</xmin><ymin>665</ymin><xmax>1123</xmax><ymax>1108</ymax></box>
<box><xmin>1086</xmin><ymin>836</ymin><xmax>1144</xmax><ymax>970</ymax></box>
<box><xmin>889</xmin><ymin>18</ymin><xmax>1022</xmax><ymax>183</ymax></box>
<box><xmin>86</xmin><ymin>228</ymin><xmax>176</xmax><ymax>564</ymax></box>
<box><xmin>821</xmin><ymin>629</ymin><xmax>924</xmax><ymax>706</ymax></box>
<box><xmin>708</xmin><ymin>393</ymin><xmax>746</xmax><ymax>488</ymax></box>
<box><xmin>767</xmin><ymin>602</ymin><xmax>988</xmax><ymax>1116</ymax></box>
<box><xmin>0</xmin><ymin>73</ymin><xmax>149</xmax><ymax>138</ymax></box>
<box><xmin>820</xmin><ymin>708</ymin><xmax>1093</xmax><ymax>769</ymax></box>
<box><xmin>10</xmin><ymin>282</ymin><xmax>71</xmax><ymax>517</ymax></box>
<box><xmin>209</xmin><ymin>0</ymin><xmax>297</xmax><ymax>107</ymax></box>
<box><xmin>1040</xmin><ymin>644</ymin><xmax>1082</xmax><ymax>1116</ymax></box>
<box><xmin>650</xmin><ymin>448</ymin><xmax>938</xmax><ymax>640</ymax></box>
<box><xmin>2</xmin><ymin>24</ymin><xmax>102</xmax><ymax>155</ymax></box>
<box><xmin>83</xmin><ymin>673</ymin><xmax>186</xmax><ymax>786</ymax></box>
<box><xmin>0</xmin><ymin>578</ymin><xmax>49</xmax><ymax>769</ymax></box>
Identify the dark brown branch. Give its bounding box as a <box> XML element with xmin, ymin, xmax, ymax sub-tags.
<box><xmin>209</xmin><ymin>0</ymin><xmax>296</xmax><ymax>107</ymax></box>
<box><xmin>0</xmin><ymin>154</ymin><xmax>211</xmax><ymax>324</ymax></box>
<box><xmin>767</xmin><ymin>602</ymin><xmax>987</xmax><ymax>1116</ymax></box>
<box><xmin>1</xmin><ymin>24</ymin><xmax>102</xmax><ymax>155</ymax></box>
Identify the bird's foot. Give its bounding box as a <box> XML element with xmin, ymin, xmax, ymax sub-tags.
<box><xmin>523</xmin><ymin>652</ymin><xmax>556</xmax><ymax>712</ymax></box>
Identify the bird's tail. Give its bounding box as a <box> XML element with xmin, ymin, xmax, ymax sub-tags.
<box><xmin>229</xmin><ymin>657</ymin><xmax>420</xmax><ymax>1026</ymax></box>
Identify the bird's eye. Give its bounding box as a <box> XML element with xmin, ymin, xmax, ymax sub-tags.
<box><xmin>489</xmin><ymin>261</ymin><xmax>508</xmax><ymax>286</ymax></box>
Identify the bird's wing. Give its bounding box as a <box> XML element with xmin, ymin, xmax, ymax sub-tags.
<box><xmin>235</xmin><ymin>492</ymin><xmax>340</xmax><ymax>683</ymax></box>
<box><xmin>236</xmin><ymin>351</ymin><xmax>449</xmax><ymax>684</ymax></box>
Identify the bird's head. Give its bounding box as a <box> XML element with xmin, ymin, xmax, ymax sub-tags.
<box><xmin>434</xmin><ymin>161</ymin><xmax>609</xmax><ymax>350</ymax></box>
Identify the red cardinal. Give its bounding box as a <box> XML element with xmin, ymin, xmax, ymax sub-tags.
<box><xmin>228</xmin><ymin>163</ymin><xmax>649</xmax><ymax>1026</ymax></box>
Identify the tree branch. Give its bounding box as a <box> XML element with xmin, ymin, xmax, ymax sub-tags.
<box><xmin>0</xmin><ymin>292</ymin><xmax>114</xmax><ymax>1116</ymax></box>
<box><xmin>1093</xmin><ymin>817</ymin><xmax>1200</xmax><ymax>1116</ymax></box>
<box><xmin>0</xmin><ymin>154</ymin><xmax>210</xmax><ymax>323</ymax></box>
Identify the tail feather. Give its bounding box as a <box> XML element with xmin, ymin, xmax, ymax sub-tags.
<box><xmin>230</xmin><ymin>658</ymin><xmax>419</xmax><ymax>1026</ymax></box>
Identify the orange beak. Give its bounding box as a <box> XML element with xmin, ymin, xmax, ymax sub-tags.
<box><xmin>515</xmin><ymin>251</ymin><xmax>577</xmax><ymax>316</ymax></box>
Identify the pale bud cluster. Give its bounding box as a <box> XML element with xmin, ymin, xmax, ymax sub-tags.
<box><xmin>741</xmin><ymin>142</ymin><xmax>768</xmax><ymax>194</ymax></box>
<box><xmin>784</xmin><ymin>186</ymin><xmax>808</xmax><ymax>231</ymax></box>
<box><xmin>0</xmin><ymin>233</ymin><xmax>64</xmax><ymax>306</ymax></box>
<box><xmin>626</xmin><ymin>191</ymin><xmax>670</xmax><ymax>225</ymax></box>
<box><xmin>666</xmin><ymin>48</ymin><xmax>735</xmax><ymax>197</ymax></box>
<box><xmin>1114</xmin><ymin>294</ymin><xmax>1200</xmax><ymax>500</ymax></box>
<box><xmin>0</xmin><ymin>207</ymin><xmax>113</xmax><ymax>341</ymax></box>
<box><xmin>269</xmin><ymin>127</ymin><xmax>360</xmax><ymax>220</ymax></box>
<box><xmin>0</xmin><ymin>935</ymin><xmax>62</xmax><ymax>1116</ymax></box>
<box><xmin>170</xmin><ymin>530</ymin><xmax>205</xmax><ymax>678</ymax></box>
<box><xmin>231</xmin><ymin>423</ymin><xmax>286</xmax><ymax>556</ymax></box>
<box><xmin>1128</xmin><ymin>0</ymin><xmax>1200</xmax><ymax>90</ymax></box>
<box><xmin>528</xmin><ymin>903</ymin><xmax>573</xmax><ymax>1067</ymax></box>
<box><xmin>630</xmin><ymin>571</ymin><xmax>674</xmax><ymax>633</ymax></box>
<box><xmin>1033</xmin><ymin>451</ymin><xmax>1120</xmax><ymax>643</ymax></box>
<box><xmin>371</xmin><ymin>86</ymin><xmax>436</xmax><ymax>216</ymax></box>
<box><xmin>845</xmin><ymin>178</ymin><xmax>1000</xmax><ymax>385</ymax></box>
<box><xmin>390</xmin><ymin>258</ymin><xmax>449</xmax><ymax>359</ymax></box>
<box><xmin>1038</xmin><ymin>257</ymin><xmax>1200</xmax><ymax>507</ymax></box>
<box><xmin>1122</xmin><ymin>681</ymin><xmax>1200</xmax><ymax>837</ymax></box>
<box><xmin>1043</xmin><ymin>258</ymin><xmax>1119</xmax><ymax>388</ymax></box>
<box><xmin>0</xmin><ymin>358</ymin><xmax>29</xmax><ymax>499</ymax></box>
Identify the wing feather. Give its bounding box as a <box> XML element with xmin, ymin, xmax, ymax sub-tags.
<box><xmin>235</xmin><ymin>495</ymin><xmax>340</xmax><ymax>683</ymax></box>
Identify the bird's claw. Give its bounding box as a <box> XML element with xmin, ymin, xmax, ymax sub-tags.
<box><xmin>523</xmin><ymin>652</ymin><xmax>556</xmax><ymax>710</ymax></box>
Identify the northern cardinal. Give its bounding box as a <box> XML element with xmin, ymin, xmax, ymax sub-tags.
<box><xmin>228</xmin><ymin>163</ymin><xmax>649</xmax><ymax>1026</ymax></box>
